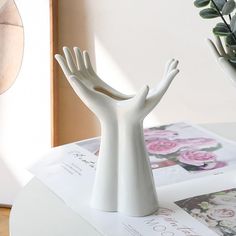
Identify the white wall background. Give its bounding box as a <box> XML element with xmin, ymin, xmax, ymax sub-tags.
<box><xmin>0</xmin><ymin>0</ymin><xmax>50</xmax><ymax>204</ymax></box>
<box><xmin>76</xmin><ymin>0</ymin><xmax>236</xmax><ymax>127</ymax></box>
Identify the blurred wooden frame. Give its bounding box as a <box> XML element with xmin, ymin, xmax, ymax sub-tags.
<box><xmin>49</xmin><ymin>1</ymin><xmax>99</xmax><ymax>147</ymax></box>
<box><xmin>50</xmin><ymin>0</ymin><xmax>59</xmax><ymax>147</ymax></box>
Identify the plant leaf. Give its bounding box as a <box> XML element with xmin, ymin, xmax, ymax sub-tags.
<box><xmin>230</xmin><ymin>14</ymin><xmax>236</xmax><ymax>32</ymax></box>
<box><xmin>229</xmin><ymin>57</ymin><xmax>236</xmax><ymax>63</ymax></box>
<box><xmin>226</xmin><ymin>33</ymin><xmax>236</xmax><ymax>49</ymax></box>
<box><xmin>213</xmin><ymin>22</ymin><xmax>231</xmax><ymax>35</ymax></box>
<box><xmin>222</xmin><ymin>0</ymin><xmax>235</xmax><ymax>15</ymax></box>
<box><xmin>194</xmin><ymin>0</ymin><xmax>210</xmax><ymax>7</ymax></box>
<box><xmin>199</xmin><ymin>8</ymin><xmax>220</xmax><ymax>18</ymax></box>
<box><xmin>211</xmin><ymin>0</ymin><xmax>226</xmax><ymax>10</ymax></box>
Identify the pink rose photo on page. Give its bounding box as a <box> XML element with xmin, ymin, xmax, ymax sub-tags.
<box><xmin>175</xmin><ymin>188</ymin><xmax>236</xmax><ymax>236</ymax></box>
<box><xmin>77</xmin><ymin>122</ymin><xmax>236</xmax><ymax>186</ymax></box>
<box><xmin>145</xmin><ymin>125</ymin><xmax>224</xmax><ymax>173</ymax></box>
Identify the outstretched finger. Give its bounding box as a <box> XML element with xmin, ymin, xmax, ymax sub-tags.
<box><xmin>166</xmin><ymin>69</ymin><xmax>180</xmax><ymax>81</ymax></box>
<box><xmin>215</xmin><ymin>36</ymin><xmax>226</xmax><ymax>57</ymax></box>
<box><xmin>55</xmin><ymin>54</ymin><xmax>71</xmax><ymax>78</ymax></box>
<box><xmin>168</xmin><ymin>60</ymin><xmax>179</xmax><ymax>72</ymax></box>
<box><xmin>74</xmin><ymin>47</ymin><xmax>86</xmax><ymax>71</ymax></box>
<box><xmin>63</xmin><ymin>47</ymin><xmax>77</xmax><ymax>73</ymax></box>
<box><xmin>164</xmin><ymin>59</ymin><xmax>174</xmax><ymax>76</ymax></box>
<box><xmin>145</xmin><ymin>70</ymin><xmax>178</xmax><ymax>114</ymax></box>
<box><xmin>156</xmin><ymin>68</ymin><xmax>179</xmax><ymax>95</ymax></box>
<box><xmin>83</xmin><ymin>51</ymin><xmax>96</xmax><ymax>75</ymax></box>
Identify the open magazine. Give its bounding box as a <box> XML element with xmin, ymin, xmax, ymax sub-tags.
<box><xmin>30</xmin><ymin>122</ymin><xmax>236</xmax><ymax>235</ymax></box>
<box><xmin>78</xmin><ymin>122</ymin><xmax>236</xmax><ymax>186</ymax></box>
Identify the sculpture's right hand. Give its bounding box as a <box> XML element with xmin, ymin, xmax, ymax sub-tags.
<box><xmin>55</xmin><ymin>47</ymin><xmax>132</xmax><ymax>100</ymax></box>
<box><xmin>56</xmin><ymin>48</ymin><xmax>120</xmax><ymax>113</ymax></box>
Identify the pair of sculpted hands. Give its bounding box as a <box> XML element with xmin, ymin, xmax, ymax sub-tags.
<box><xmin>55</xmin><ymin>37</ymin><xmax>236</xmax><ymax>122</ymax></box>
<box><xmin>55</xmin><ymin>48</ymin><xmax>180</xmax><ymax>120</ymax></box>
<box><xmin>56</xmin><ymin>47</ymin><xmax>179</xmax><ymax>216</ymax></box>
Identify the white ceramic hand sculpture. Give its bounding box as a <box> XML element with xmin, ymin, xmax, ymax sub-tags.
<box><xmin>207</xmin><ymin>36</ymin><xmax>236</xmax><ymax>85</ymax></box>
<box><xmin>55</xmin><ymin>48</ymin><xmax>179</xmax><ymax>216</ymax></box>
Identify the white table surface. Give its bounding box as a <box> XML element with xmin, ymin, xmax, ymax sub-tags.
<box><xmin>9</xmin><ymin>123</ymin><xmax>236</xmax><ymax>236</ymax></box>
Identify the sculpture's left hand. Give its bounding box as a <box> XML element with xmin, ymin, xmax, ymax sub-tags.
<box><xmin>207</xmin><ymin>36</ymin><xmax>236</xmax><ymax>85</ymax></box>
<box><xmin>124</xmin><ymin>58</ymin><xmax>179</xmax><ymax>119</ymax></box>
<box><xmin>143</xmin><ymin>59</ymin><xmax>179</xmax><ymax>115</ymax></box>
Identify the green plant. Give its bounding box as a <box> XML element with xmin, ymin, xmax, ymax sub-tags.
<box><xmin>194</xmin><ymin>0</ymin><xmax>236</xmax><ymax>62</ymax></box>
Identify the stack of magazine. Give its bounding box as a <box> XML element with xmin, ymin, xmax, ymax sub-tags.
<box><xmin>31</xmin><ymin>122</ymin><xmax>236</xmax><ymax>236</ymax></box>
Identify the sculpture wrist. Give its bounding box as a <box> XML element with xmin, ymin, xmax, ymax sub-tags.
<box><xmin>90</xmin><ymin>117</ymin><xmax>119</xmax><ymax>211</ymax></box>
<box><xmin>117</xmin><ymin>119</ymin><xmax>158</xmax><ymax>216</ymax></box>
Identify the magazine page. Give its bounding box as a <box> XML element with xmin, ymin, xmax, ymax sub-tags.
<box><xmin>78</xmin><ymin>122</ymin><xmax>236</xmax><ymax>186</ymax></box>
<box><xmin>175</xmin><ymin>188</ymin><xmax>236</xmax><ymax>236</ymax></box>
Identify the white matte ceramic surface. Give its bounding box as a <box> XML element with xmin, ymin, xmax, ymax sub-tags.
<box><xmin>55</xmin><ymin>48</ymin><xmax>179</xmax><ymax>216</ymax></box>
<box><xmin>207</xmin><ymin>36</ymin><xmax>236</xmax><ymax>85</ymax></box>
